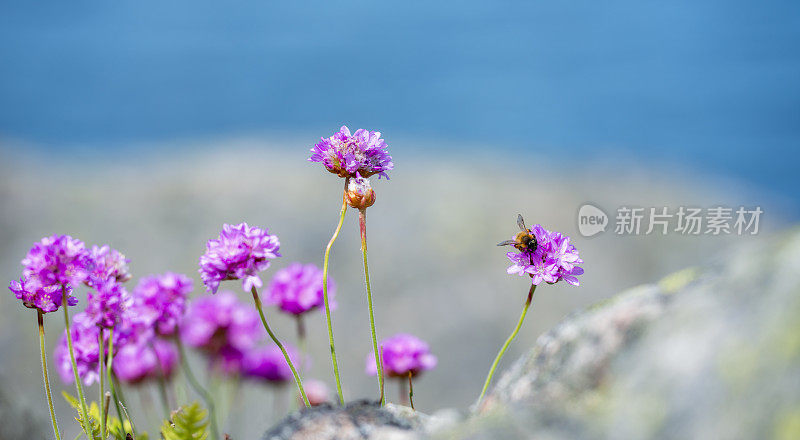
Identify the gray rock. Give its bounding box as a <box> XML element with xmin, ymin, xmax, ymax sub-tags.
<box><xmin>261</xmin><ymin>400</ymin><xmax>422</xmax><ymax>440</ymax></box>
<box><xmin>456</xmin><ymin>229</ymin><xmax>800</xmax><ymax>439</ymax></box>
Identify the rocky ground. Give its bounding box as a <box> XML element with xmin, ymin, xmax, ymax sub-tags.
<box><xmin>260</xmin><ymin>228</ymin><xmax>800</xmax><ymax>439</ymax></box>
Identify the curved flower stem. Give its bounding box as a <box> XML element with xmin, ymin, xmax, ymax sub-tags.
<box><xmin>407</xmin><ymin>372</ymin><xmax>415</xmax><ymax>411</ymax></box>
<box><xmin>251</xmin><ymin>286</ymin><xmax>310</xmax><ymax>407</ymax></box>
<box><xmin>37</xmin><ymin>311</ymin><xmax>61</xmax><ymax>440</ymax></box>
<box><xmin>98</xmin><ymin>328</ymin><xmax>107</xmax><ymax>440</ymax></box>
<box><xmin>62</xmin><ymin>289</ymin><xmax>92</xmax><ymax>437</ymax></box>
<box><xmin>476</xmin><ymin>284</ymin><xmax>537</xmax><ymax>408</ymax></box>
<box><xmin>359</xmin><ymin>208</ymin><xmax>385</xmax><ymax>405</ymax></box>
<box><xmin>322</xmin><ymin>181</ymin><xmax>348</xmax><ymax>405</ymax></box>
<box><xmin>295</xmin><ymin>315</ymin><xmax>307</xmax><ymax>361</ymax></box>
<box><xmin>175</xmin><ymin>336</ymin><xmax>220</xmax><ymax>440</ymax></box>
<box><xmin>106</xmin><ymin>329</ymin><xmax>126</xmax><ymax>433</ymax></box>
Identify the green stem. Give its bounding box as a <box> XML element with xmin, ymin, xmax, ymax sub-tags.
<box><xmin>98</xmin><ymin>328</ymin><xmax>106</xmax><ymax>440</ymax></box>
<box><xmin>149</xmin><ymin>341</ymin><xmax>172</xmax><ymax>417</ymax></box>
<box><xmin>38</xmin><ymin>310</ymin><xmax>62</xmax><ymax>440</ymax></box>
<box><xmin>408</xmin><ymin>372</ymin><xmax>415</xmax><ymax>411</ymax></box>
<box><xmin>62</xmin><ymin>288</ymin><xmax>92</xmax><ymax>436</ymax></box>
<box><xmin>176</xmin><ymin>336</ymin><xmax>220</xmax><ymax>440</ymax></box>
<box><xmin>251</xmin><ymin>287</ymin><xmax>310</xmax><ymax>407</ymax></box>
<box><xmin>295</xmin><ymin>315</ymin><xmax>307</xmax><ymax>360</ymax></box>
<box><xmin>106</xmin><ymin>330</ymin><xmax>125</xmax><ymax>433</ymax></box>
<box><xmin>476</xmin><ymin>284</ymin><xmax>537</xmax><ymax>407</ymax></box>
<box><xmin>359</xmin><ymin>208</ymin><xmax>385</xmax><ymax>405</ymax></box>
<box><xmin>322</xmin><ymin>184</ymin><xmax>348</xmax><ymax>405</ymax></box>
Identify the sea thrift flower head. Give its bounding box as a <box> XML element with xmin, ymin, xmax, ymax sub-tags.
<box><xmin>181</xmin><ymin>291</ymin><xmax>262</xmax><ymax>353</ymax></box>
<box><xmin>214</xmin><ymin>345</ymin><xmax>247</xmax><ymax>375</ymax></box>
<box><xmin>199</xmin><ymin>223</ymin><xmax>281</xmax><ymax>294</ymax></box>
<box><xmin>54</xmin><ymin>312</ymin><xmax>103</xmax><ymax>385</ymax></box>
<box><xmin>87</xmin><ymin>245</ymin><xmax>131</xmax><ymax>285</ymax></box>
<box><xmin>242</xmin><ymin>344</ymin><xmax>301</xmax><ymax>383</ymax></box>
<box><xmin>505</xmin><ymin>224</ymin><xmax>584</xmax><ymax>286</ymax></box>
<box><xmin>303</xmin><ymin>379</ymin><xmax>331</xmax><ymax>406</ymax></box>
<box><xmin>22</xmin><ymin>235</ymin><xmax>91</xmax><ymax>287</ymax></box>
<box><xmin>86</xmin><ymin>278</ymin><xmax>131</xmax><ymax>328</ymax></box>
<box><xmin>9</xmin><ymin>276</ymin><xmax>77</xmax><ymax>313</ymax></box>
<box><xmin>367</xmin><ymin>333</ymin><xmax>437</xmax><ymax>378</ymax></box>
<box><xmin>132</xmin><ymin>272</ymin><xmax>193</xmax><ymax>336</ymax></box>
<box><xmin>266</xmin><ymin>263</ymin><xmax>335</xmax><ymax>316</ymax></box>
<box><xmin>114</xmin><ymin>339</ymin><xmax>178</xmax><ymax>384</ymax></box>
<box><xmin>308</xmin><ymin>126</ymin><xmax>393</xmax><ymax>179</ymax></box>
<box><xmin>345</xmin><ymin>174</ymin><xmax>376</xmax><ymax>209</ymax></box>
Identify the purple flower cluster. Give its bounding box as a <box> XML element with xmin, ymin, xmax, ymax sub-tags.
<box><xmin>11</xmin><ymin>236</ymin><xmax>132</xmax><ymax>316</ymax></box>
<box><xmin>54</xmin><ymin>312</ymin><xmax>103</xmax><ymax>385</ymax></box>
<box><xmin>199</xmin><ymin>223</ymin><xmax>281</xmax><ymax>294</ymax></box>
<box><xmin>131</xmin><ymin>273</ymin><xmax>193</xmax><ymax>336</ymax></box>
<box><xmin>367</xmin><ymin>333</ymin><xmax>437</xmax><ymax>378</ymax></box>
<box><xmin>9</xmin><ymin>277</ymin><xmax>77</xmax><ymax>313</ymax></box>
<box><xmin>22</xmin><ymin>235</ymin><xmax>91</xmax><ymax>288</ymax></box>
<box><xmin>266</xmin><ymin>263</ymin><xmax>334</xmax><ymax>316</ymax></box>
<box><xmin>109</xmin><ymin>272</ymin><xmax>193</xmax><ymax>385</ymax></box>
<box><xmin>86</xmin><ymin>245</ymin><xmax>132</xmax><ymax>285</ymax></box>
<box><xmin>181</xmin><ymin>291</ymin><xmax>262</xmax><ymax>372</ymax></box>
<box><xmin>180</xmin><ymin>291</ymin><xmax>303</xmax><ymax>382</ymax></box>
<box><xmin>85</xmin><ymin>278</ymin><xmax>131</xmax><ymax>328</ymax></box>
<box><xmin>113</xmin><ymin>339</ymin><xmax>178</xmax><ymax>384</ymax></box>
<box><xmin>506</xmin><ymin>225</ymin><xmax>584</xmax><ymax>286</ymax></box>
<box><xmin>241</xmin><ymin>345</ymin><xmax>300</xmax><ymax>383</ymax></box>
<box><xmin>308</xmin><ymin>126</ymin><xmax>393</xmax><ymax>179</ymax></box>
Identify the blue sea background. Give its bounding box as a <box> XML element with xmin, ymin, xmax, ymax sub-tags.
<box><xmin>1</xmin><ymin>0</ymin><xmax>798</xmax><ymax>214</ymax></box>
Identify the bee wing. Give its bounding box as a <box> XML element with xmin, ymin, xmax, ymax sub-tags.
<box><xmin>497</xmin><ymin>240</ymin><xmax>517</xmax><ymax>247</ymax></box>
<box><xmin>517</xmin><ymin>214</ymin><xmax>527</xmax><ymax>232</ymax></box>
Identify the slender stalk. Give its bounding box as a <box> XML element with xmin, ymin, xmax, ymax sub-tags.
<box><xmin>102</xmin><ymin>391</ymin><xmax>111</xmax><ymax>435</ymax></box>
<box><xmin>295</xmin><ymin>315</ymin><xmax>307</xmax><ymax>360</ymax></box>
<box><xmin>322</xmin><ymin>182</ymin><xmax>348</xmax><ymax>405</ymax></box>
<box><xmin>378</xmin><ymin>345</ymin><xmax>385</xmax><ymax>405</ymax></box>
<box><xmin>399</xmin><ymin>378</ymin><xmax>408</xmax><ymax>406</ymax></box>
<box><xmin>359</xmin><ymin>208</ymin><xmax>385</xmax><ymax>405</ymax></box>
<box><xmin>98</xmin><ymin>328</ymin><xmax>107</xmax><ymax>440</ymax></box>
<box><xmin>118</xmin><ymin>398</ymin><xmax>136</xmax><ymax>440</ymax></box>
<box><xmin>476</xmin><ymin>284</ymin><xmax>537</xmax><ymax>407</ymax></box>
<box><xmin>176</xmin><ymin>336</ymin><xmax>220</xmax><ymax>440</ymax></box>
<box><xmin>150</xmin><ymin>341</ymin><xmax>172</xmax><ymax>417</ymax></box>
<box><xmin>62</xmin><ymin>288</ymin><xmax>92</xmax><ymax>436</ymax></box>
<box><xmin>106</xmin><ymin>330</ymin><xmax>125</xmax><ymax>431</ymax></box>
<box><xmin>408</xmin><ymin>372</ymin><xmax>415</xmax><ymax>411</ymax></box>
<box><xmin>250</xmin><ymin>286</ymin><xmax>310</xmax><ymax>407</ymax></box>
<box><xmin>38</xmin><ymin>310</ymin><xmax>62</xmax><ymax>440</ymax></box>
<box><xmin>156</xmin><ymin>379</ymin><xmax>171</xmax><ymax>417</ymax></box>
<box><xmin>111</xmin><ymin>374</ymin><xmax>133</xmax><ymax>436</ymax></box>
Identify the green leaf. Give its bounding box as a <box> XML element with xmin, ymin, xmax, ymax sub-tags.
<box><xmin>62</xmin><ymin>391</ymin><xmax>81</xmax><ymax>411</ymax></box>
<box><xmin>61</xmin><ymin>393</ymin><xmax>104</xmax><ymax>440</ymax></box>
<box><xmin>160</xmin><ymin>402</ymin><xmax>209</xmax><ymax>440</ymax></box>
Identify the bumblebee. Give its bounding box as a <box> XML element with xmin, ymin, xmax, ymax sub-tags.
<box><xmin>497</xmin><ymin>214</ymin><xmax>538</xmax><ymax>253</ymax></box>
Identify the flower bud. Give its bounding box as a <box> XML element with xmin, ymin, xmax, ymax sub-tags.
<box><xmin>346</xmin><ymin>176</ymin><xmax>376</xmax><ymax>209</ymax></box>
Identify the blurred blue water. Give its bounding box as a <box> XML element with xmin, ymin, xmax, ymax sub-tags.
<box><xmin>1</xmin><ymin>1</ymin><xmax>798</xmax><ymax>210</ymax></box>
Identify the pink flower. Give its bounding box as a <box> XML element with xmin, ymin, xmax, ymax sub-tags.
<box><xmin>367</xmin><ymin>333</ymin><xmax>437</xmax><ymax>378</ymax></box>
